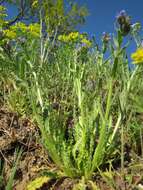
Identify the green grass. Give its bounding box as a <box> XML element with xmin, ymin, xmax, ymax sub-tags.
<box><xmin>0</xmin><ymin>149</ymin><xmax>22</xmax><ymax>190</ymax></box>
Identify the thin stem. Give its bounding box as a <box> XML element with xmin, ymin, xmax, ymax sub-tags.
<box><xmin>121</xmin><ymin>124</ymin><xmax>124</xmax><ymax>175</ymax></box>
<box><xmin>140</xmin><ymin>128</ymin><xmax>143</xmax><ymax>158</ymax></box>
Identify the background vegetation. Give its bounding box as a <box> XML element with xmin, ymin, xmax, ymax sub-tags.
<box><xmin>0</xmin><ymin>1</ymin><xmax>143</xmax><ymax>189</ymax></box>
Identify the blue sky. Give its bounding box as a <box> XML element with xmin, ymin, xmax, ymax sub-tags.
<box><xmin>4</xmin><ymin>0</ymin><xmax>143</xmax><ymax>56</ymax></box>
<box><xmin>5</xmin><ymin>0</ymin><xmax>143</xmax><ymax>38</ymax></box>
<box><xmin>76</xmin><ymin>0</ymin><xmax>143</xmax><ymax>58</ymax></box>
<box><xmin>78</xmin><ymin>0</ymin><xmax>143</xmax><ymax>39</ymax></box>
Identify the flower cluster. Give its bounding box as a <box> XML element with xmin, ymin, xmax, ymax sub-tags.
<box><xmin>0</xmin><ymin>5</ymin><xmax>40</xmax><ymax>41</ymax></box>
<box><xmin>116</xmin><ymin>10</ymin><xmax>131</xmax><ymax>36</ymax></box>
<box><xmin>3</xmin><ymin>22</ymin><xmax>40</xmax><ymax>40</ymax></box>
<box><xmin>11</xmin><ymin>22</ymin><xmax>28</xmax><ymax>32</ymax></box>
<box><xmin>0</xmin><ymin>6</ymin><xmax>8</xmax><ymax>28</ymax></box>
<box><xmin>12</xmin><ymin>22</ymin><xmax>40</xmax><ymax>37</ymax></box>
<box><xmin>102</xmin><ymin>32</ymin><xmax>111</xmax><ymax>43</ymax></box>
<box><xmin>3</xmin><ymin>29</ymin><xmax>17</xmax><ymax>39</ymax></box>
<box><xmin>27</xmin><ymin>23</ymin><xmax>40</xmax><ymax>37</ymax></box>
<box><xmin>58</xmin><ymin>32</ymin><xmax>80</xmax><ymax>42</ymax></box>
<box><xmin>131</xmin><ymin>48</ymin><xmax>143</xmax><ymax>64</ymax></box>
<box><xmin>58</xmin><ymin>32</ymin><xmax>92</xmax><ymax>47</ymax></box>
<box><xmin>81</xmin><ymin>37</ymin><xmax>92</xmax><ymax>47</ymax></box>
<box><xmin>0</xmin><ymin>5</ymin><xmax>7</xmax><ymax>18</ymax></box>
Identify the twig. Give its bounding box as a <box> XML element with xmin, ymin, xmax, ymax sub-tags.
<box><xmin>0</xmin><ymin>150</ymin><xmax>12</xmax><ymax>166</ymax></box>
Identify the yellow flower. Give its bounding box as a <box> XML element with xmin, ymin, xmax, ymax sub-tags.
<box><xmin>81</xmin><ymin>38</ymin><xmax>92</xmax><ymax>47</ymax></box>
<box><xmin>10</xmin><ymin>22</ymin><xmax>28</xmax><ymax>33</ymax></box>
<box><xmin>58</xmin><ymin>32</ymin><xmax>80</xmax><ymax>42</ymax></box>
<box><xmin>28</xmin><ymin>23</ymin><xmax>40</xmax><ymax>37</ymax></box>
<box><xmin>0</xmin><ymin>5</ymin><xmax>6</xmax><ymax>12</ymax></box>
<box><xmin>0</xmin><ymin>19</ymin><xmax>8</xmax><ymax>28</ymax></box>
<box><xmin>0</xmin><ymin>5</ymin><xmax>7</xmax><ymax>20</ymax></box>
<box><xmin>0</xmin><ymin>5</ymin><xmax>7</xmax><ymax>16</ymax></box>
<box><xmin>131</xmin><ymin>48</ymin><xmax>143</xmax><ymax>64</ymax></box>
<box><xmin>58</xmin><ymin>34</ymin><xmax>68</xmax><ymax>42</ymax></box>
<box><xmin>10</xmin><ymin>22</ymin><xmax>40</xmax><ymax>38</ymax></box>
<box><xmin>58</xmin><ymin>32</ymin><xmax>92</xmax><ymax>48</ymax></box>
<box><xmin>3</xmin><ymin>29</ymin><xmax>17</xmax><ymax>39</ymax></box>
<box><xmin>68</xmin><ymin>32</ymin><xmax>79</xmax><ymax>41</ymax></box>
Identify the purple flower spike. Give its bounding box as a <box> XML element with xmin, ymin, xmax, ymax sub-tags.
<box><xmin>116</xmin><ymin>10</ymin><xmax>127</xmax><ymax>19</ymax></box>
<box><xmin>116</xmin><ymin>10</ymin><xmax>131</xmax><ymax>36</ymax></box>
<box><xmin>120</xmin><ymin>10</ymin><xmax>126</xmax><ymax>16</ymax></box>
<box><xmin>102</xmin><ymin>32</ymin><xmax>111</xmax><ymax>43</ymax></box>
<box><xmin>102</xmin><ymin>32</ymin><xmax>106</xmax><ymax>36</ymax></box>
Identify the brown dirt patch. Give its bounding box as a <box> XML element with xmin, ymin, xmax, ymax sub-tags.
<box><xmin>0</xmin><ymin>108</ymin><xmax>51</xmax><ymax>190</ymax></box>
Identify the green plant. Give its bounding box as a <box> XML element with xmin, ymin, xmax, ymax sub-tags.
<box><xmin>29</xmin><ymin>38</ymin><xmax>122</xmax><ymax>180</ymax></box>
<box><xmin>0</xmin><ymin>149</ymin><xmax>22</xmax><ymax>190</ymax></box>
<box><xmin>1</xmin><ymin>6</ymin><xmax>143</xmax><ymax>189</ymax></box>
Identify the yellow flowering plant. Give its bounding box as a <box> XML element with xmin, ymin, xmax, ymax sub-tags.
<box><xmin>0</xmin><ymin>5</ymin><xmax>40</xmax><ymax>42</ymax></box>
<box><xmin>8</xmin><ymin>22</ymin><xmax>40</xmax><ymax>39</ymax></box>
<box><xmin>81</xmin><ymin>38</ymin><xmax>92</xmax><ymax>48</ymax></box>
<box><xmin>0</xmin><ymin>5</ymin><xmax>7</xmax><ymax>18</ymax></box>
<box><xmin>11</xmin><ymin>22</ymin><xmax>28</xmax><ymax>32</ymax></box>
<box><xmin>27</xmin><ymin>23</ymin><xmax>40</xmax><ymax>37</ymax></box>
<box><xmin>58</xmin><ymin>32</ymin><xmax>80</xmax><ymax>42</ymax></box>
<box><xmin>58</xmin><ymin>31</ymin><xmax>92</xmax><ymax>48</ymax></box>
<box><xmin>3</xmin><ymin>29</ymin><xmax>17</xmax><ymax>40</ymax></box>
<box><xmin>1</xmin><ymin>22</ymin><xmax>40</xmax><ymax>42</ymax></box>
<box><xmin>0</xmin><ymin>5</ymin><xmax>8</xmax><ymax>29</ymax></box>
<box><xmin>131</xmin><ymin>47</ymin><xmax>143</xmax><ymax>64</ymax></box>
